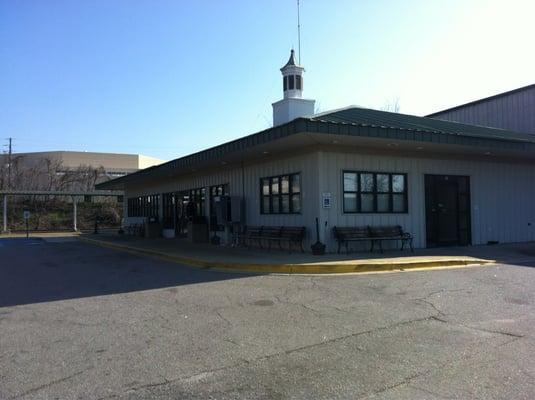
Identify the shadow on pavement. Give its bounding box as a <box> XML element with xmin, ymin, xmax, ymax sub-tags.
<box><xmin>0</xmin><ymin>238</ymin><xmax>253</xmax><ymax>308</ymax></box>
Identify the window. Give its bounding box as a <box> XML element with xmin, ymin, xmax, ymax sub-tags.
<box><xmin>288</xmin><ymin>75</ymin><xmax>295</xmax><ymax>90</ymax></box>
<box><xmin>127</xmin><ymin>194</ymin><xmax>160</xmax><ymax>220</ymax></box>
<box><xmin>162</xmin><ymin>193</ymin><xmax>175</xmax><ymax>227</ymax></box>
<box><xmin>295</xmin><ymin>75</ymin><xmax>302</xmax><ymax>90</ymax></box>
<box><xmin>209</xmin><ymin>184</ymin><xmax>229</xmax><ymax>231</ymax></box>
<box><xmin>260</xmin><ymin>173</ymin><xmax>301</xmax><ymax>214</ymax></box>
<box><xmin>342</xmin><ymin>171</ymin><xmax>407</xmax><ymax>213</ymax></box>
<box><xmin>283</xmin><ymin>76</ymin><xmax>288</xmax><ymax>91</ymax></box>
<box><xmin>189</xmin><ymin>187</ymin><xmax>206</xmax><ymax>217</ymax></box>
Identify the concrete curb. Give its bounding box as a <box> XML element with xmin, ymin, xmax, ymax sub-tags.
<box><xmin>78</xmin><ymin>236</ymin><xmax>496</xmax><ymax>275</ymax></box>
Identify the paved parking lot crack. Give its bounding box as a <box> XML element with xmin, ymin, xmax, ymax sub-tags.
<box><xmin>356</xmin><ymin>370</ymin><xmax>432</xmax><ymax>399</ymax></box>
<box><xmin>456</xmin><ymin>323</ymin><xmax>524</xmax><ymax>339</ymax></box>
<box><xmin>215</xmin><ymin>310</ymin><xmax>232</xmax><ymax>326</ymax></box>
<box><xmin>100</xmin><ymin>316</ymin><xmax>441</xmax><ymax>399</ymax></box>
<box><xmin>415</xmin><ymin>298</ymin><xmax>447</xmax><ymax>318</ymax></box>
<box><xmin>10</xmin><ymin>367</ymin><xmax>93</xmax><ymax>399</ymax></box>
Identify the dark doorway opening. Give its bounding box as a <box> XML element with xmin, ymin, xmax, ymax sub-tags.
<box><xmin>425</xmin><ymin>175</ymin><xmax>471</xmax><ymax>247</ymax></box>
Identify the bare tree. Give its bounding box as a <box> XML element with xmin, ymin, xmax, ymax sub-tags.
<box><xmin>380</xmin><ymin>98</ymin><xmax>400</xmax><ymax>113</ymax></box>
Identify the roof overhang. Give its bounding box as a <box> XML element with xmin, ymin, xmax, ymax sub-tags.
<box><xmin>97</xmin><ymin>117</ymin><xmax>535</xmax><ymax>190</ymax></box>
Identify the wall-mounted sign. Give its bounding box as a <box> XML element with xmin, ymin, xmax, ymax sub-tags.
<box><xmin>322</xmin><ymin>192</ymin><xmax>332</xmax><ymax>209</ymax></box>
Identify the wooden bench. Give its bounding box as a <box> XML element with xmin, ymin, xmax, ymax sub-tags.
<box><xmin>259</xmin><ymin>226</ymin><xmax>283</xmax><ymax>249</ymax></box>
<box><xmin>333</xmin><ymin>226</ymin><xmax>371</xmax><ymax>254</ymax></box>
<box><xmin>369</xmin><ymin>225</ymin><xmax>414</xmax><ymax>253</ymax></box>
<box><xmin>333</xmin><ymin>225</ymin><xmax>413</xmax><ymax>254</ymax></box>
<box><xmin>125</xmin><ymin>223</ymin><xmax>145</xmax><ymax>237</ymax></box>
<box><xmin>279</xmin><ymin>226</ymin><xmax>306</xmax><ymax>253</ymax></box>
<box><xmin>239</xmin><ymin>226</ymin><xmax>264</xmax><ymax>248</ymax></box>
<box><xmin>239</xmin><ymin>225</ymin><xmax>306</xmax><ymax>252</ymax></box>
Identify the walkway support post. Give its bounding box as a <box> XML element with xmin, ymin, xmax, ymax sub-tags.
<box><xmin>2</xmin><ymin>195</ymin><xmax>7</xmax><ymax>233</ymax></box>
<box><xmin>73</xmin><ymin>196</ymin><xmax>78</xmax><ymax>232</ymax></box>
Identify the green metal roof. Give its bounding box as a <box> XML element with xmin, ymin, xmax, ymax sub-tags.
<box><xmin>96</xmin><ymin>106</ymin><xmax>535</xmax><ymax>190</ymax></box>
<box><xmin>311</xmin><ymin>106</ymin><xmax>535</xmax><ymax>143</ymax></box>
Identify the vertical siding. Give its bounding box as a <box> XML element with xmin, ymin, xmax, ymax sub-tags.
<box><xmin>431</xmin><ymin>86</ymin><xmax>535</xmax><ymax>135</ymax></box>
<box><xmin>319</xmin><ymin>151</ymin><xmax>535</xmax><ymax>251</ymax></box>
<box><xmin>123</xmin><ymin>149</ymin><xmax>535</xmax><ymax>252</ymax></box>
<box><xmin>124</xmin><ymin>152</ymin><xmax>321</xmax><ymax>246</ymax></box>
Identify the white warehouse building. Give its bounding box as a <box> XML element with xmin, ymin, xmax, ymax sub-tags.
<box><xmin>98</xmin><ymin>51</ymin><xmax>535</xmax><ymax>252</ymax></box>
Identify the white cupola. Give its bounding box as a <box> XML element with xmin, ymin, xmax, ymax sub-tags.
<box><xmin>272</xmin><ymin>49</ymin><xmax>315</xmax><ymax>126</ymax></box>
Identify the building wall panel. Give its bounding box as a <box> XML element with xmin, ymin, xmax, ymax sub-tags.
<box><xmin>123</xmin><ymin>149</ymin><xmax>535</xmax><ymax>252</ymax></box>
<box><xmin>431</xmin><ymin>86</ymin><xmax>535</xmax><ymax>135</ymax></box>
<box><xmin>319</xmin><ymin>151</ymin><xmax>535</xmax><ymax>251</ymax></box>
<box><xmin>124</xmin><ymin>152</ymin><xmax>321</xmax><ymax>246</ymax></box>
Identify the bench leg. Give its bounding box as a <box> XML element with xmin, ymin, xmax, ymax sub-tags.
<box><xmin>401</xmin><ymin>239</ymin><xmax>405</xmax><ymax>251</ymax></box>
<box><xmin>337</xmin><ymin>241</ymin><xmax>341</xmax><ymax>254</ymax></box>
<box><xmin>379</xmin><ymin>240</ymin><xmax>384</xmax><ymax>254</ymax></box>
<box><xmin>300</xmin><ymin>240</ymin><xmax>304</xmax><ymax>253</ymax></box>
<box><xmin>370</xmin><ymin>240</ymin><xmax>375</xmax><ymax>253</ymax></box>
<box><xmin>345</xmin><ymin>242</ymin><xmax>349</xmax><ymax>255</ymax></box>
<box><xmin>409</xmin><ymin>238</ymin><xmax>414</xmax><ymax>253</ymax></box>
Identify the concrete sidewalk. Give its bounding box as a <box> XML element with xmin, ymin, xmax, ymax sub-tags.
<box><xmin>73</xmin><ymin>234</ymin><xmax>525</xmax><ymax>274</ymax></box>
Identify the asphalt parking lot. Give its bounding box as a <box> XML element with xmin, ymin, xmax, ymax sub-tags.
<box><xmin>1</xmin><ymin>238</ymin><xmax>534</xmax><ymax>399</ymax></box>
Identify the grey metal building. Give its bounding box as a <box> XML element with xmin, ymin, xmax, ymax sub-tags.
<box><xmin>427</xmin><ymin>84</ymin><xmax>535</xmax><ymax>135</ymax></box>
<box><xmin>98</xmin><ymin>106</ymin><xmax>535</xmax><ymax>251</ymax></box>
<box><xmin>97</xmin><ymin>53</ymin><xmax>535</xmax><ymax>252</ymax></box>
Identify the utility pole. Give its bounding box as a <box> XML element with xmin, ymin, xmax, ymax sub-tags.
<box><xmin>7</xmin><ymin>137</ymin><xmax>12</xmax><ymax>190</ymax></box>
<box><xmin>2</xmin><ymin>137</ymin><xmax>12</xmax><ymax>233</ymax></box>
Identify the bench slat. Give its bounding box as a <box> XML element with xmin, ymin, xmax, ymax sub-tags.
<box><xmin>333</xmin><ymin>225</ymin><xmax>413</xmax><ymax>254</ymax></box>
<box><xmin>369</xmin><ymin>225</ymin><xmax>403</xmax><ymax>238</ymax></box>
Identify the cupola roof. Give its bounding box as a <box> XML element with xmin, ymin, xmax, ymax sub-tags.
<box><xmin>281</xmin><ymin>49</ymin><xmax>300</xmax><ymax>70</ymax></box>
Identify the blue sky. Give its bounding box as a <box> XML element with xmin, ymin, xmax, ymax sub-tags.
<box><xmin>1</xmin><ymin>0</ymin><xmax>534</xmax><ymax>161</ymax></box>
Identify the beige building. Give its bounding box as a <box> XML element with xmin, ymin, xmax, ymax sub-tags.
<box><xmin>2</xmin><ymin>151</ymin><xmax>163</xmax><ymax>179</ymax></box>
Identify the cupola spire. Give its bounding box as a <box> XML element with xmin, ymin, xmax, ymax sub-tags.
<box><xmin>272</xmin><ymin>49</ymin><xmax>315</xmax><ymax>126</ymax></box>
<box><xmin>280</xmin><ymin>49</ymin><xmax>304</xmax><ymax>100</ymax></box>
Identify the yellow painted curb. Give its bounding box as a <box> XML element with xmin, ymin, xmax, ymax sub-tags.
<box><xmin>78</xmin><ymin>236</ymin><xmax>495</xmax><ymax>275</ymax></box>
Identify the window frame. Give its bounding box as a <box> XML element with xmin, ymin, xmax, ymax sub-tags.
<box><xmin>127</xmin><ymin>194</ymin><xmax>160</xmax><ymax>220</ymax></box>
<box><xmin>295</xmin><ymin>75</ymin><xmax>302</xmax><ymax>90</ymax></box>
<box><xmin>209</xmin><ymin>183</ymin><xmax>230</xmax><ymax>231</ymax></box>
<box><xmin>342</xmin><ymin>170</ymin><xmax>408</xmax><ymax>214</ymax></box>
<box><xmin>260</xmin><ymin>172</ymin><xmax>301</xmax><ymax>215</ymax></box>
<box><xmin>288</xmin><ymin>75</ymin><xmax>295</xmax><ymax>90</ymax></box>
<box><xmin>189</xmin><ymin>187</ymin><xmax>206</xmax><ymax>217</ymax></box>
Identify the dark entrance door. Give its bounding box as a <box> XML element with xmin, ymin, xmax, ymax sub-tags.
<box><xmin>425</xmin><ymin>175</ymin><xmax>471</xmax><ymax>247</ymax></box>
